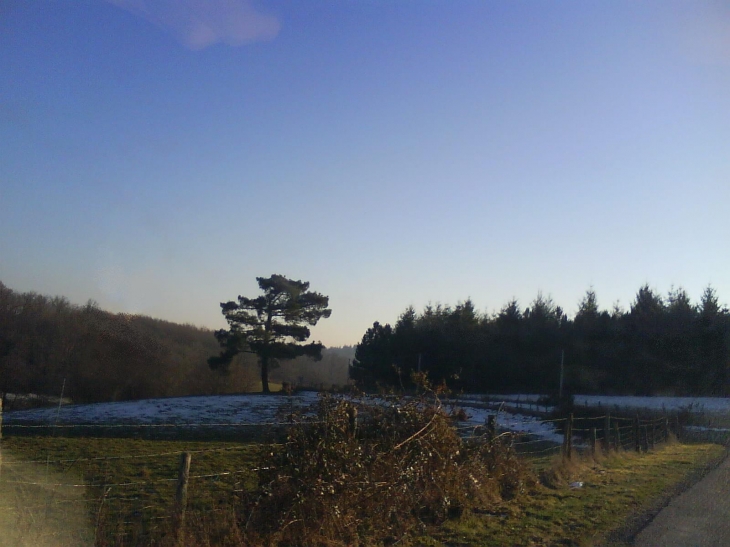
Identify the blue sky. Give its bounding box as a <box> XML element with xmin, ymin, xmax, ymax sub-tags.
<box><xmin>1</xmin><ymin>0</ymin><xmax>729</xmax><ymax>346</ymax></box>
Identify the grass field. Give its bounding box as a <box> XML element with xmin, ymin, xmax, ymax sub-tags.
<box><xmin>1</xmin><ymin>435</ymin><xmax>724</xmax><ymax>546</ymax></box>
<box><xmin>1</xmin><ymin>437</ymin><xmax>261</xmax><ymax>545</ymax></box>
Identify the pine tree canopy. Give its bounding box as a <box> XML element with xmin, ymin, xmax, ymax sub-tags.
<box><xmin>209</xmin><ymin>274</ymin><xmax>331</xmax><ymax>393</ymax></box>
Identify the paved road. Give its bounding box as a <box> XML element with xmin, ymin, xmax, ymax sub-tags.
<box><xmin>634</xmin><ymin>453</ymin><xmax>730</xmax><ymax>547</ymax></box>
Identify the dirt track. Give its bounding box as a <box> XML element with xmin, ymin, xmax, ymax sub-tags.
<box><xmin>634</xmin><ymin>452</ymin><xmax>730</xmax><ymax>547</ymax></box>
<box><xmin>0</xmin><ymin>449</ymin><xmax>94</xmax><ymax>547</ymax></box>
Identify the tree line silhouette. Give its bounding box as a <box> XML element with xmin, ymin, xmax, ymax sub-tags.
<box><xmin>0</xmin><ymin>281</ymin><xmax>351</xmax><ymax>406</ymax></box>
<box><xmin>0</xmin><ymin>281</ymin><xmax>255</xmax><ymax>405</ymax></box>
<box><xmin>351</xmin><ymin>285</ymin><xmax>730</xmax><ymax>396</ymax></box>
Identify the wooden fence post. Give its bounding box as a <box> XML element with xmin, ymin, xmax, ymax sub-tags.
<box><xmin>175</xmin><ymin>452</ymin><xmax>191</xmax><ymax>541</ymax></box>
<box><xmin>650</xmin><ymin>422</ymin><xmax>656</xmax><ymax>449</ymax></box>
<box><xmin>591</xmin><ymin>427</ymin><xmax>597</xmax><ymax>456</ymax></box>
<box><xmin>664</xmin><ymin>418</ymin><xmax>669</xmax><ymax>443</ymax></box>
<box><xmin>604</xmin><ymin>414</ymin><xmax>611</xmax><ymax>454</ymax></box>
<box><xmin>634</xmin><ymin>415</ymin><xmax>640</xmax><ymax>452</ymax></box>
<box><xmin>613</xmin><ymin>421</ymin><xmax>620</xmax><ymax>451</ymax></box>
<box><xmin>564</xmin><ymin>413</ymin><xmax>573</xmax><ymax>460</ymax></box>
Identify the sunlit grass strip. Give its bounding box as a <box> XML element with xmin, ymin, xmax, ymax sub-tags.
<box><xmin>429</xmin><ymin>443</ymin><xmax>725</xmax><ymax>547</ymax></box>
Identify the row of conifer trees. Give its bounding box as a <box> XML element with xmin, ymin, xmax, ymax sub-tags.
<box><xmin>352</xmin><ymin>285</ymin><xmax>730</xmax><ymax>396</ymax></box>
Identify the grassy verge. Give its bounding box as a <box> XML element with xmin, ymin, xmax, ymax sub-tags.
<box><xmin>1</xmin><ymin>436</ymin><xmax>724</xmax><ymax>546</ymax></box>
<box><xmin>428</xmin><ymin>443</ymin><xmax>725</xmax><ymax>547</ymax></box>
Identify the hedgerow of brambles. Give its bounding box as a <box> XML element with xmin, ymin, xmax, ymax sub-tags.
<box><xmin>242</xmin><ymin>373</ymin><xmax>535</xmax><ymax>546</ymax></box>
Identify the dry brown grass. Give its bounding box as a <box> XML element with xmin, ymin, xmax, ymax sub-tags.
<box><xmin>240</xmin><ymin>376</ymin><xmax>534</xmax><ymax>546</ymax></box>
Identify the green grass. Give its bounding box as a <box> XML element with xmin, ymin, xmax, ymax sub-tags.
<box><xmin>1</xmin><ymin>436</ymin><xmax>725</xmax><ymax>546</ymax></box>
<box><xmin>427</xmin><ymin>443</ymin><xmax>726</xmax><ymax>547</ymax></box>
<box><xmin>2</xmin><ymin>436</ymin><xmax>261</xmax><ymax>545</ymax></box>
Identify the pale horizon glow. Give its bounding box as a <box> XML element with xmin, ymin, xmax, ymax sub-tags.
<box><xmin>1</xmin><ymin>1</ymin><xmax>729</xmax><ymax>347</ymax></box>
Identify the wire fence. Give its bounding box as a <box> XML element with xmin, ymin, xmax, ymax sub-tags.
<box><xmin>450</xmin><ymin>408</ymin><xmax>683</xmax><ymax>460</ymax></box>
<box><xmin>0</xmin><ymin>400</ymin><xmax>715</xmax><ymax>546</ymax></box>
<box><xmin>0</xmin><ymin>435</ymin><xmax>257</xmax><ymax>546</ymax></box>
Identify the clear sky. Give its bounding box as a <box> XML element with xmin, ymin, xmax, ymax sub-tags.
<box><xmin>1</xmin><ymin>0</ymin><xmax>729</xmax><ymax>347</ymax></box>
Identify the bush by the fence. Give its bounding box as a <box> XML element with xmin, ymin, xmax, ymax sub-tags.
<box><xmin>242</xmin><ymin>375</ymin><xmax>534</xmax><ymax>546</ymax></box>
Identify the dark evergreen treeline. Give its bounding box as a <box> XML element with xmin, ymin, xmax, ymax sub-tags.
<box><xmin>351</xmin><ymin>285</ymin><xmax>730</xmax><ymax>396</ymax></box>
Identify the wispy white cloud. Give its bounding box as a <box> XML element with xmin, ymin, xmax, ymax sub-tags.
<box><xmin>106</xmin><ymin>0</ymin><xmax>280</xmax><ymax>50</ymax></box>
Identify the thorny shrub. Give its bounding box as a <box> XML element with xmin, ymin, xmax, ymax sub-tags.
<box><xmin>241</xmin><ymin>374</ymin><xmax>534</xmax><ymax>546</ymax></box>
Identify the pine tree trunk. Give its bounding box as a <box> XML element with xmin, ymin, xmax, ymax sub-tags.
<box><xmin>261</xmin><ymin>354</ymin><xmax>270</xmax><ymax>394</ymax></box>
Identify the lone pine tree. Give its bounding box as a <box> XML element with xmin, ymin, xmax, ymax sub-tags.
<box><xmin>209</xmin><ymin>274</ymin><xmax>331</xmax><ymax>393</ymax></box>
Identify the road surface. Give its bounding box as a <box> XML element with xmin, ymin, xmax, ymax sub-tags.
<box><xmin>634</xmin><ymin>453</ymin><xmax>730</xmax><ymax>547</ymax></box>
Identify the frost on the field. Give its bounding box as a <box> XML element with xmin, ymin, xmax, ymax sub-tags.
<box><xmin>458</xmin><ymin>405</ymin><xmax>564</xmax><ymax>443</ymax></box>
<box><xmin>8</xmin><ymin>392</ymin><xmax>730</xmax><ymax>444</ymax></box>
<box><xmin>6</xmin><ymin>391</ymin><xmax>568</xmax><ymax>442</ymax></box>
<box><xmin>5</xmin><ymin>392</ymin><xmax>321</xmax><ymax>426</ymax></box>
<box><xmin>575</xmin><ymin>395</ymin><xmax>730</xmax><ymax>414</ymax></box>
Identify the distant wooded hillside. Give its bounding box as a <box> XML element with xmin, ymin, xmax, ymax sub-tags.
<box><xmin>271</xmin><ymin>346</ymin><xmax>354</xmax><ymax>389</ymax></box>
<box><xmin>0</xmin><ymin>282</ymin><xmax>351</xmax><ymax>406</ymax></box>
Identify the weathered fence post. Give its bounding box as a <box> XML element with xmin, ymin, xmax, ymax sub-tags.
<box><xmin>646</xmin><ymin>423</ymin><xmax>652</xmax><ymax>450</ymax></box>
<box><xmin>614</xmin><ymin>421</ymin><xmax>620</xmax><ymax>451</ymax></box>
<box><xmin>634</xmin><ymin>415</ymin><xmax>640</xmax><ymax>452</ymax></box>
<box><xmin>650</xmin><ymin>422</ymin><xmax>656</xmax><ymax>449</ymax></box>
<box><xmin>175</xmin><ymin>452</ymin><xmax>191</xmax><ymax>542</ymax></box>
<box><xmin>564</xmin><ymin>413</ymin><xmax>573</xmax><ymax>460</ymax></box>
<box><xmin>675</xmin><ymin>414</ymin><xmax>681</xmax><ymax>441</ymax></box>
<box><xmin>664</xmin><ymin>417</ymin><xmax>670</xmax><ymax>444</ymax></box>
<box><xmin>604</xmin><ymin>414</ymin><xmax>611</xmax><ymax>454</ymax></box>
<box><xmin>591</xmin><ymin>427</ymin><xmax>597</xmax><ymax>456</ymax></box>
<box><xmin>641</xmin><ymin>425</ymin><xmax>649</xmax><ymax>452</ymax></box>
